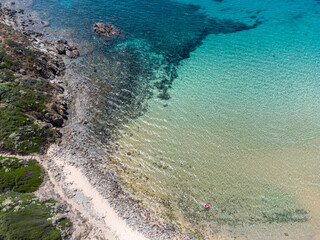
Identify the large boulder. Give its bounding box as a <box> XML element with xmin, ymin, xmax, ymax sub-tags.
<box><xmin>92</xmin><ymin>22</ymin><xmax>122</xmax><ymax>40</ymax></box>
<box><xmin>56</xmin><ymin>43</ymin><xmax>66</xmax><ymax>54</ymax></box>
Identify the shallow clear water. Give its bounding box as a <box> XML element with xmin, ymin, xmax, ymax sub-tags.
<box><xmin>32</xmin><ymin>0</ymin><xmax>320</xmax><ymax>238</ymax></box>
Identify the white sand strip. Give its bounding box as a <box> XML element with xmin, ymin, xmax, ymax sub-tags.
<box><xmin>0</xmin><ymin>151</ymin><xmax>148</xmax><ymax>240</ymax></box>
<box><xmin>60</xmin><ymin>160</ymin><xmax>148</xmax><ymax>240</ymax></box>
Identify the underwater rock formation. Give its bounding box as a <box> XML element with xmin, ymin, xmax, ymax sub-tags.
<box><xmin>93</xmin><ymin>22</ymin><xmax>122</xmax><ymax>40</ymax></box>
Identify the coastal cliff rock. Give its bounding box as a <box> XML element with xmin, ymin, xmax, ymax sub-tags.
<box><xmin>35</xmin><ymin>54</ymin><xmax>66</xmax><ymax>78</ymax></box>
<box><xmin>0</xmin><ymin>22</ymin><xmax>66</xmax><ymax>79</ymax></box>
<box><xmin>93</xmin><ymin>22</ymin><xmax>122</xmax><ymax>40</ymax></box>
<box><xmin>0</xmin><ymin>23</ymin><xmax>67</xmax><ymax>154</ymax></box>
<box><xmin>55</xmin><ymin>39</ymin><xmax>80</xmax><ymax>58</ymax></box>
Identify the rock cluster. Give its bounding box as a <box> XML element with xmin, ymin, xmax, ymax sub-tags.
<box><xmin>1</xmin><ymin>4</ymin><xmax>79</xmax><ymax>60</ymax></box>
<box><xmin>0</xmin><ymin>3</ymin><xmax>17</xmax><ymax>20</ymax></box>
<box><xmin>46</xmin><ymin>101</ymin><xmax>68</xmax><ymax>128</ymax></box>
<box><xmin>55</xmin><ymin>39</ymin><xmax>80</xmax><ymax>58</ymax></box>
<box><xmin>34</xmin><ymin>54</ymin><xmax>66</xmax><ymax>79</ymax></box>
<box><xmin>0</xmin><ymin>3</ymin><xmax>47</xmax><ymax>39</ymax></box>
<box><xmin>92</xmin><ymin>22</ymin><xmax>122</xmax><ymax>40</ymax></box>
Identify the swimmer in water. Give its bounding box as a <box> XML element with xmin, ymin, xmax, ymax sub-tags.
<box><xmin>201</xmin><ymin>203</ymin><xmax>211</xmax><ymax>210</ymax></box>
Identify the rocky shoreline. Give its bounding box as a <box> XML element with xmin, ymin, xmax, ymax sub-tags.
<box><xmin>0</xmin><ymin>1</ymin><xmax>198</xmax><ymax>239</ymax></box>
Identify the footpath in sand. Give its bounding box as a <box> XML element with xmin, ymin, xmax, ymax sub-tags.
<box><xmin>47</xmin><ymin>145</ymin><xmax>148</xmax><ymax>240</ymax></box>
<box><xmin>2</xmin><ymin>148</ymin><xmax>148</xmax><ymax>240</ymax></box>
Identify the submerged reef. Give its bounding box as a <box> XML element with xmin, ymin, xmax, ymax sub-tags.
<box><xmin>32</xmin><ymin>0</ymin><xmax>264</xmax><ymax>101</ymax></box>
<box><xmin>65</xmin><ymin>1</ymin><xmax>265</xmax><ymax>144</ymax></box>
<box><xmin>0</xmin><ymin>23</ymin><xmax>67</xmax><ymax>154</ymax></box>
<box><xmin>0</xmin><ymin>156</ymin><xmax>72</xmax><ymax>239</ymax></box>
<box><xmin>93</xmin><ymin>22</ymin><xmax>123</xmax><ymax>40</ymax></box>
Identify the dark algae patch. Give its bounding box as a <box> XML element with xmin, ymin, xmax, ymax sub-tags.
<box><xmin>0</xmin><ymin>23</ymin><xmax>67</xmax><ymax>154</ymax></box>
<box><xmin>171</xmin><ymin>183</ymin><xmax>310</xmax><ymax>237</ymax></box>
<box><xmin>0</xmin><ymin>157</ymin><xmax>71</xmax><ymax>240</ymax></box>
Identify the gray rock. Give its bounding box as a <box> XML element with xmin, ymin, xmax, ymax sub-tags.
<box><xmin>56</xmin><ymin>43</ymin><xmax>66</xmax><ymax>54</ymax></box>
<box><xmin>57</xmin><ymin>39</ymin><xmax>68</xmax><ymax>45</ymax></box>
<box><xmin>19</xmin><ymin>68</ymin><xmax>27</xmax><ymax>75</ymax></box>
<box><xmin>66</xmin><ymin>50</ymin><xmax>75</xmax><ymax>58</ymax></box>
<box><xmin>49</xmin><ymin>213</ymin><xmax>66</xmax><ymax>224</ymax></box>
<box><xmin>72</xmin><ymin>49</ymin><xmax>80</xmax><ymax>57</ymax></box>
<box><xmin>69</xmin><ymin>43</ymin><xmax>77</xmax><ymax>50</ymax></box>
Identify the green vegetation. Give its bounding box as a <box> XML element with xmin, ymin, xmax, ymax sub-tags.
<box><xmin>1</xmin><ymin>78</ymin><xmax>50</xmax><ymax>112</ymax></box>
<box><xmin>0</xmin><ymin>77</ymin><xmax>54</xmax><ymax>154</ymax></box>
<box><xmin>0</xmin><ymin>47</ymin><xmax>16</xmax><ymax>69</ymax></box>
<box><xmin>6</xmin><ymin>39</ymin><xmax>39</xmax><ymax>63</ymax></box>
<box><xmin>0</xmin><ymin>193</ymin><xmax>61</xmax><ymax>240</ymax></box>
<box><xmin>0</xmin><ymin>157</ymin><xmax>42</xmax><ymax>193</ymax></box>
<box><xmin>0</xmin><ymin>25</ymin><xmax>61</xmax><ymax>154</ymax></box>
<box><xmin>0</xmin><ymin>24</ymin><xmax>71</xmax><ymax>240</ymax></box>
<box><xmin>0</xmin><ymin>69</ymin><xmax>15</xmax><ymax>83</ymax></box>
<box><xmin>59</xmin><ymin>218</ymin><xmax>72</xmax><ymax>231</ymax></box>
<box><xmin>0</xmin><ymin>157</ymin><xmax>72</xmax><ymax>240</ymax></box>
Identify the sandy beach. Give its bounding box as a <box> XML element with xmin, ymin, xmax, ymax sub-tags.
<box><xmin>0</xmin><ymin>149</ymin><xmax>148</xmax><ymax>240</ymax></box>
<box><xmin>47</xmin><ymin>145</ymin><xmax>148</xmax><ymax>240</ymax></box>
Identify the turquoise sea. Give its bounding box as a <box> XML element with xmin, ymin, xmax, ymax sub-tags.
<box><xmin>32</xmin><ymin>0</ymin><xmax>320</xmax><ymax>239</ymax></box>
